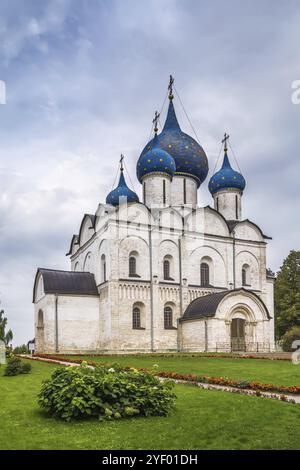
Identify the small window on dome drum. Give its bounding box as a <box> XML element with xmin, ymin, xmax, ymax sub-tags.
<box><xmin>183</xmin><ymin>178</ymin><xmax>187</xmax><ymax>204</ymax></box>
<box><xmin>163</xmin><ymin>179</ymin><xmax>166</xmax><ymax>204</ymax></box>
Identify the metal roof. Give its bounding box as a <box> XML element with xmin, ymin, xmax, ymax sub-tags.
<box><xmin>33</xmin><ymin>268</ymin><xmax>98</xmax><ymax>301</ymax></box>
<box><xmin>181</xmin><ymin>288</ymin><xmax>271</xmax><ymax>321</ymax></box>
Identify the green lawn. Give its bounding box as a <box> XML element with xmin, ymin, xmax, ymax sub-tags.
<box><xmin>1</xmin><ymin>359</ymin><xmax>300</xmax><ymax>450</ymax></box>
<box><xmin>62</xmin><ymin>354</ymin><xmax>300</xmax><ymax>387</ymax></box>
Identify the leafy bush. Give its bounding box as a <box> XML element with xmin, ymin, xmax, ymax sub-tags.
<box><xmin>38</xmin><ymin>363</ymin><xmax>176</xmax><ymax>421</ymax></box>
<box><xmin>4</xmin><ymin>357</ymin><xmax>32</xmax><ymax>376</ymax></box>
<box><xmin>281</xmin><ymin>326</ymin><xmax>300</xmax><ymax>352</ymax></box>
<box><xmin>13</xmin><ymin>344</ymin><xmax>28</xmax><ymax>354</ymax></box>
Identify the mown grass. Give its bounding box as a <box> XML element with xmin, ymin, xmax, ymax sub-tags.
<box><xmin>61</xmin><ymin>354</ymin><xmax>300</xmax><ymax>387</ymax></box>
<box><xmin>1</xmin><ymin>359</ymin><xmax>300</xmax><ymax>450</ymax></box>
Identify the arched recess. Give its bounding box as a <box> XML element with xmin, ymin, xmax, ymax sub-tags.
<box><xmin>74</xmin><ymin>261</ymin><xmax>80</xmax><ymax>272</ymax></box>
<box><xmin>242</xmin><ymin>263</ymin><xmax>250</xmax><ymax>286</ymax></box>
<box><xmin>78</xmin><ymin>214</ymin><xmax>96</xmax><ymax>247</ymax></box>
<box><xmin>36</xmin><ymin>309</ymin><xmax>45</xmax><ymax>353</ymax></box>
<box><xmin>132</xmin><ymin>301</ymin><xmax>146</xmax><ymax>329</ymax></box>
<box><xmin>236</xmin><ymin>250</ymin><xmax>260</xmax><ymax>290</ymax></box>
<box><xmin>98</xmin><ymin>239</ymin><xmax>108</xmax><ymax>284</ymax></box>
<box><xmin>83</xmin><ymin>252</ymin><xmax>93</xmax><ymax>273</ymax></box>
<box><xmin>159</xmin><ymin>239</ymin><xmax>179</xmax><ymax>282</ymax></box>
<box><xmin>119</xmin><ymin>236</ymin><xmax>150</xmax><ymax>280</ymax></box>
<box><xmin>218</xmin><ymin>290</ymin><xmax>270</xmax><ymax>323</ymax></box>
<box><xmin>185</xmin><ymin>206</ymin><xmax>230</xmax><ymax>237</ymax></box>
<box><xmin>189</xmin><ymin>245</ymin><xmax>226</xmax><ymax>287</ymax></box>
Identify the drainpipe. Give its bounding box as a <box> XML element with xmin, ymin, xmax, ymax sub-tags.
<box><xmin>232</xmin><ymin>229</ymin><xmax>236</xmax><ymax>289</ymax></box>
<box><xmin>148</xmin><ymin>227</ymin><xmax>154</xmax><ymax>352</ymax></box>
<box><xmin>55</xmin><ymin>294</ymin><xmax>59</xmax><ymax>353</ymax></box>
<box><xmin>178</xmin><ymin>238</ymin><xmax>183</xmax><ymax>352</ymax></box>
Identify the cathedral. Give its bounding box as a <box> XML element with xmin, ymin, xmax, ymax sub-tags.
<box><xmin>33</xmin><ymin>78</ymin><xmax>275</xmax><ymax>354</ymax></box>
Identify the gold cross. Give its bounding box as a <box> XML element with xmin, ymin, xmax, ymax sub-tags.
<box><xmin>168</xmin><ymin>75</ymin><xmax>174</xmax><ymax>100</ymax></box>
<box><xmin>120</xmin><ymin>154</ymin><xmax>124</xmax><ymax>171</ymax></box>
<box><xmin>152</xmin><ymin>110</ymin><xmax>160</xmax><ymax>134</ymax></box>
<box><xmin>222</xmin><ymin>133</ymin><xmax>230</xmax><ymax>152</ymax></box>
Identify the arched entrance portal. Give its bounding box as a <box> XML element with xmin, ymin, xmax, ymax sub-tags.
<box><xmin>231</xmin><ymin>318</ymin><xmax>246</xmax><ymax>352</ymax></box>
<box><xmin>36</xmin><ymin>310</ymin><xmax>45</xmax><ymax>353</ymax></box>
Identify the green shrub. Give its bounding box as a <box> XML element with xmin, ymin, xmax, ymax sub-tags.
<box><xmin>38</xmin><ymin>364</ymin><xmax>176</xmax><ymax>421</ymax></box>
<box><xmin>281</xmin><ymin>326</ymin><xmax>300</xmax><ymax>352</ymax></box>
<box><xmin>4</xmin><ymin>357</ymin><xmax>32</xmax><ymax>376</ymax></box>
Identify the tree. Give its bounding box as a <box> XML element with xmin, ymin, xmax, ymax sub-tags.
<box><xmin>0</xmin><ymin>309</ymin><xmax>13</xmax><ymax>346</ymax></box>
<box><xmin>275</xmin><ymin>250</ymin><xmax>300</xmax><ymax>338</ymax></box>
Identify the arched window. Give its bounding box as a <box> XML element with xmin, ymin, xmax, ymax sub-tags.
<box><xmin>163</xmin><ymin>259</ymin><xmax>170</xmax><ymax>280</ymax></box>
<box><xmin>235</xmin><ymin>195</ymin><xmax>238</xmax><ymax>219</ymax></box>
<box><xmin>200</xmin><ymin>262</ymin><xmax>210</xmax><ymax>287</ymax></box>
<box><xmin>37</xmin><ymin>310</ymin><xmax>44</xmax><ymax>328</ymax></box>
<box><xmin>242</xmin><ymin>264</ymin><xmax>250</xmax><ymax>286</ymax></box>
<box><xmin>101</xmin><ymin>254</ymin><xmax>106</xmax><ymax>282</ymax></box>
<box><xmin>164</xmin><ymin>306</ymin><xmax>173</xmax><ymax>329</ymax></box>
<box><xmin>132</xmin><ymin>307</ymin><xmax>141</xmax><ymax>329</ymax></box>
<box><xmin>129</xmin><ymin>256</ymin><xmax>137</xmax><ymax>277</ymax></box>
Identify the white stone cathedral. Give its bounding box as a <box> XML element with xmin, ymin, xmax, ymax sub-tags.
<box><xmin>33</xmin><ymin>79</ymin><xmax>275</xmax><ymax>354</ymax></box>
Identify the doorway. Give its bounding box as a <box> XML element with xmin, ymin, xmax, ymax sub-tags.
<box><xmin>231</xmin><ymin>318</ymin><xmax>246</xmax><ymax>352</ymax></box>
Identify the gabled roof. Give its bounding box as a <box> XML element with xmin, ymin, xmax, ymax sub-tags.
<box><xmin>66</xmin><ymin>234</ymin><xmax>79</xmax><ymax>256</ymax></box>
<box><xmin>33</xmin><ymin>268</ymin><xmax>98</xmax><ymax>302</ymax></box>
<box><xmin>226</xmin><ymin>219</ymin><xmax>272</xmax><ymax>240</ymax></box>
<box><xmin>180</xmin><ymin>288</ymin><xmax>271</xmax><ymax>321</ymax></box>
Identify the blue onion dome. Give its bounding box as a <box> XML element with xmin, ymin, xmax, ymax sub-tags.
<box><xmin>106</xmin><ymin>169</ymin><xmax>139</xmax><ymax>206</ymax></box>
<box><xmin>136</xmin><ymin>133</ymin><xmax>176</xmax><ymax>182</ymax></box>
<box><xmin>209</xmin><ymin>152</ymin><xmax>246</xmax><ymax>195</ymax></box>
<box><xmin>138</xmin><ymin>100</ymin><xmax>209</xmax><ymax>187</ymax></box>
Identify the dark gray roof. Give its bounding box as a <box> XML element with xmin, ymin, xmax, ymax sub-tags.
<box><xmin>181</xmin><ymin>288</ymin><xmax>271</xmax><ymax>321</ymax></box>
<box><xmin>33</xmin><ymin>268</ymin><xmax>98</xmax><ymax>301</ymax></box>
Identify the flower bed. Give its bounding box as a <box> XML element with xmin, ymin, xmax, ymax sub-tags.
<box><xmin>34</xmin><ymin>351</ymin><xmax>291</xmax><ymax>361</ymax></box>
<box><xmin>30</xmin><ymin>353</ymin><xmax>300</xmax><ymax>396</ymax></box>
<box><xmin>155</xmin><ymin>371</ymin><xmax>300</xmax><ymax>395</ymax></box>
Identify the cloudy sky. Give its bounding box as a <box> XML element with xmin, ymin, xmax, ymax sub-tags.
<box><xmin>0</xmin><ymin>0</ymin><xmax>299</xmax><ymax>345</ymax></box>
